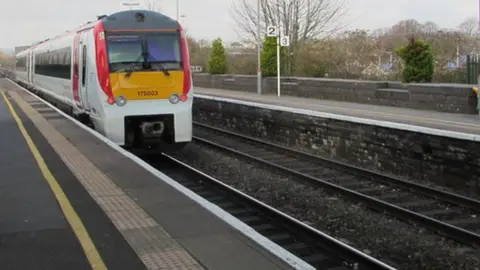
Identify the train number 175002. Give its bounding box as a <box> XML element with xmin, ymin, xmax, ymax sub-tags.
<box><xmin>137</xmin><ymin>91</ymin><xmax>159</xmax><ymax>96</ymax></box>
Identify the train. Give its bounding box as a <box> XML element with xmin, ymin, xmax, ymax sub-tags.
<box><xmin>14</xmin><ymin>10</ymin><xmax>193</xmax><ymax>153</ymax></box>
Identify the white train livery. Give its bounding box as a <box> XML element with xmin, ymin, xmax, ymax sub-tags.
<box><xmin>14</xmin><ymin>10</ymin><xmax>193</xmax><ymax>152</ymax></box>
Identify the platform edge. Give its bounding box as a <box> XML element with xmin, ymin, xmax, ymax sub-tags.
<box><xmin>7</xmin><ymin>79</ymin><xmax>315</xmax><ymax>270</ymax></box>
<box><xmin>193</xmin><ymin>94</ymin><xmax>480</xmax><ymax>142</ymax></box>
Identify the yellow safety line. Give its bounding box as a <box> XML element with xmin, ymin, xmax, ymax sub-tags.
<box><xmin>0</xmin><ymin>91</ymin><xmax>107</xmax><ymax>270</ymax></box>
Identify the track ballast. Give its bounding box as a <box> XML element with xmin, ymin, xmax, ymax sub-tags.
<box><xmin>192</xmin><ymin>122</ymin><xmax>480</xmax><ymax>247</ymax></box>
<box><xmin>144</xmin><ymin>153</ymin><xmax>396</xmax><ymax>270</ymax></box>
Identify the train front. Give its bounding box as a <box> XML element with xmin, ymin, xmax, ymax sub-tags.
<box><xmin>96</xmin><ymin>10</ymin><xmax>192</xmax><ymax>152</ymax></box>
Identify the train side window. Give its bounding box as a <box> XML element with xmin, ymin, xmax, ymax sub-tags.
<box><xmin>65</xmin><ymin>49</ymin><xmax>72</xmax><ymax>79</ymax></box>
<box><xmin>81</xmin><ymin>45</ymin><xmax>86</xmax><ymax>86</ymax></box>
<box><xmin>63</xmin><ymin>51</ymin><xmax>68</xmax><ymax>65</ymax></box>
<box><xmin>66</xmin><ymin>51</ymin><xmax>71</xmax><ymax>67</ymax></box>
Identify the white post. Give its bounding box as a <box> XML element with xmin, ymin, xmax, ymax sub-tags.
<box><xmin>176</xmin><ymin>0</ymin><xmax>180</xmax><ymax>21</ymax></box>
<box><xmin>276</xmin><ymin>0</ymin><xmax>281</xmax><ymax>98</ymax></box>
<box><xmin>256</xmin><ymin>0</ymin><xmax>262</xmax><ymax>95</ymax></box>
<box><xmin>276</xmin><ymin>34</ymin><xmax>281</xmax><ymax>97</ymax></box>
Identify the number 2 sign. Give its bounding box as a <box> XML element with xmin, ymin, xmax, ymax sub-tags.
<box><xmin>267</xmin><ymin>26</ymin><xmax>277</xmax><ymax>37</ymax></box>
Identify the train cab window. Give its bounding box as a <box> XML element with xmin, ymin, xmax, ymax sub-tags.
<box><xmin>145</xmin><ymin>33</ymin><xmax>181</xmax><ymax>70</ymax></box>
<box><xmin>81</xmin><ymin>45</ymin><xmax>86</xmax><ymax>86</ymax></box>
<box><xmin>106</xmin><ymin>35</ymin><xmax>143</xmax><ymax>72</ymax></box>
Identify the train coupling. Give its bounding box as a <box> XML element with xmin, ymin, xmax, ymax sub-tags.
<box><xmin>140</xmin><ymin>121</ymin><xmax>165</xmax><ymax>138</ymax></box>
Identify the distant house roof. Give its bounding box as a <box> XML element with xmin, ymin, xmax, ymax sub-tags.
<box><xmin>230</xmin><ymin>42</ymin><xmax>244</xmax><ymax>48</ymax></box>
<box><xmin>445</xmin><ymin>55</ymin><xmax>469</xmax><ymax>69</ymax></box>
<box><xmin>361</xmin><ymin>63</ymin><xmax>386</xmax><ymax>75</ymax></box>
<box><xmin>446</xmin><ymin>61</ymin><xmax>457</xmax><ymax>69</ymax></box>
<box><xmin>379</xmin><ymin>63</ymin><xmax>393</xmax><ymax>71</ymax></box>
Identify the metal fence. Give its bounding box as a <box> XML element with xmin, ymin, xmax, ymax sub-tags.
<box><xmin>467</xmin><ymin>55</ymin><xmax>480</xmax><ymax>84</ymax></box>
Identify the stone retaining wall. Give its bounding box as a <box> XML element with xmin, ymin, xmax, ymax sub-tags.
<box><xmin>193</xmin><ymin>97</ymin><xmax>480</xmax><ymax>199</ymax></box>
<box><xmin>193</xmin><ymin>73</ymin><xmax>478</xmax><ymax>114</ymax></box>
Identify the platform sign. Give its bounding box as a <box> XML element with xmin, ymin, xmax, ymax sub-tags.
<box><xmin>267</xmin><ymin>26</ymin><xmax>277</xmax><ymax>37</ymax></box>
<box><xmin>280</xmin><ymin>36</ymin><xmax>290</xmax><ymax>47</ymax></box>
<box><xmin>191</xmin><ymin>66</ymin><xmax>203</xmax><ymax>73</ymax></box>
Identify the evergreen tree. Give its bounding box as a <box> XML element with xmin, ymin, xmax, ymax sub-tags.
<box><xmin>395</xmin><ymin>37</ymin><xmax>434</xmax><ymax>83</ymax></box>
<box><xmin>208</xmin><ymin>38</ymin><xmax>227</xmax><ymax>74</ymax></box>
<box><xmin>261</xmin><ymin>36</ymin><xmax>287</xmax><ymax>77</ymax></box>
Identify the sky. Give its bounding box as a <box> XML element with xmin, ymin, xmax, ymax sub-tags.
<box><xmin>0</xmin><ymin>0</ymin><xmax>479</xmax><ymax>49</ymax></box>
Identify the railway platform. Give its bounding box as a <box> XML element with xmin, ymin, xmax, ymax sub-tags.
<box><xmin>194</xmin><ymin>87</ymin><xmax>480</xmax><ymax>135</ymax></box>
<box><xmin>0</xmin><ymin>78</ymin><xmax>302</xmax><ymax>270</ymax></box>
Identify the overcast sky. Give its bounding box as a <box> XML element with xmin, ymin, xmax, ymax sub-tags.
<box><xmin>0</xmin><ymin>0</ymin><xmax>478</xmax><ymax>49</ymax></box>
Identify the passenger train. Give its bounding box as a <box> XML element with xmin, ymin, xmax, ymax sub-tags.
<box><xmin>14</xmin><ymin>10</ymin><xmax>193</xmax><ymax>152</ymax></box>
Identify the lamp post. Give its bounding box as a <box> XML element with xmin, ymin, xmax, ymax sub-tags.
<box><xmin>121</xmin><ymin>0</ymin><xmax>140</xmax><ymax>10</ymax></box>
<box><xmin>256</xmin><ymin>0</ymin><xmax>262</xmax><ymax>94</ymax></box>
<box><xmin>176</xmin><ymin>0</ymin><xmax>180</xmax><ymax>21</ymax></box>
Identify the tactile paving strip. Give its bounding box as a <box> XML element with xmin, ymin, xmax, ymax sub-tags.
<box><xmin>9</xmin><ymin>90</ymin><xmax>204</xmax><ymax>270</ymax></box>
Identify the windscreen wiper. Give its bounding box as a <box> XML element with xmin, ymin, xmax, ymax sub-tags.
<box><xmin>124</xmin><ymin>53</ymin><xmax>145</xmax><ymax>79</ymax></box>
<box><xmin>144</xmin><ymin>52</ymin><xmax>170</xmax><ymax>76</ymax></box>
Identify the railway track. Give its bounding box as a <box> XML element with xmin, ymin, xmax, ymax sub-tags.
<box><xmin>192</xmin><ymin>122</ymin><xmax>480</xmax><ymax>246</ymax></box>
<box><xmin>6</xmin><ymin>77</ymin><xmax>395</xmax><ymax>269</ymax></box>
<box><xmin>144</xmin><ymin>153</ymin><xmax>396</xmax><ymax>270</ymax></box>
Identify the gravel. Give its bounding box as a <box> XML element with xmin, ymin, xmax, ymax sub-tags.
<box><xmin>171</xmin><ymin>142</ymin><xmax>480</xmax><ymax>270</ymax></box>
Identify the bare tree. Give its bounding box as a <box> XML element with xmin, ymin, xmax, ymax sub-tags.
<box><xmin>458</xmin><ymin>17</ymin><xmax>478</xmax><ymax>37</ymax></box>
<box><xmin>457</xmin><ymin>18</ymin><xmax>480</xmax><ymax>55</ymax></box>
<box><xmin>144</xmin><ymin>0</ymin><xmax>161</xmax><ymax>11</ymax></box>
<box><xmin>230</xmin><ymin>0</ymin><xmax>347</xmax><ymax>74</ymax></box>
<box><xmin>422</xmin><ymin>21</ymin><xmax>439</xmax><ymax>34</ymax></box>
<box><xmin>231</xmin><ymin>0</ymin><xmax>346</xmax><ymax>42</ymax></box>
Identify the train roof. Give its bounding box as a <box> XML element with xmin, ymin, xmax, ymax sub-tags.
<box><xmin>101</xmin><ymin>9</ymin><xmax>179</xmax><ymax>31</ymax></box>
<box><xmin>15</xmin><ymin>10</ymin><xmax>179</xmax><ymax>57</ymax></box>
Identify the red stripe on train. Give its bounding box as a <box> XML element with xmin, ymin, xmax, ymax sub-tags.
<box><xmin>94</xmin><ymin>21</ymin><xmax>114</xmax><ymax>104</ymax></box>
<box><xmin>179</xmin><ymin>25</ymin><xmax>191</xmax><ymax>95</ymax></box>
<box><xmin>72</xmin><ymin>33</ymin><xmax>81</xmax><ymax>103</ymax></box>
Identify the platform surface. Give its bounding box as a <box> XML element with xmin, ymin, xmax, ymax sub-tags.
<box><xmin>195</xmin><ymin>87</ymin><xmax>480</xmax><ymax>135</ymax></box>
<box><xmin>0</xmin><ymin>78</ymin><xmax>298</xmax><ymax>270</ymax></box>
<box><xmin>0</xmin><ymin>88</ymin><xmax>146</xmax><ymax>269</ymax></box>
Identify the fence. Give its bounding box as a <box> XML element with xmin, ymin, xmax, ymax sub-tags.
<box><xmin>467</xmin><ymin>55</ymin><xmax>480</xmax><ymax>84</ymax></box>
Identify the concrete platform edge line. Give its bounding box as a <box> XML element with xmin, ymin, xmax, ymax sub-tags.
<box><xmin>7</xmin><ymin>79</ymin><xmax>314</xmax><ymax>270</ymax></box>
<box><xmin>0</xmin><ymin>91</ymin><xmax>108</xmax><ymax>270</ymax></box>
<box><xmin>193</xmin><ymin>94</ymin><xmax>480</xmax><ymax>142</ymax></box>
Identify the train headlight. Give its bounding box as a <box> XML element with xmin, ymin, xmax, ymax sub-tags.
<box><xmin>115</xmin><ymin>95</ymin><xmax>127</xmax><ymax>106</ymax></box>
<box><xmin>169</xmin><ymin>94</ymin><xmax>180</xmax><ymax>104</ymax></box>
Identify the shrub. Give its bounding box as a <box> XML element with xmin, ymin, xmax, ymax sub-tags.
<box><xmin>208</xmin><ymin>38</ymin><xmax>227</xmax><ymax>74</ymax></box>
<box><xmin>395</xmin><ymin>37</ymin><xmax>434</xmax><ymax>83</ymax></box>
<box><xmin>261</xmin><ymin>36</ymin><xmax>286</xmax><ymax>77</ymax></box>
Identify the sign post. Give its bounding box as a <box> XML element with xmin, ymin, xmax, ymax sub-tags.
<box><xmin>278</xmin><ymin>32</ymin><xmax>290</xmax><ymax>98</ymax></box>
<box><xmin>276</xmin><ymin>30</ymin><xmax>281</xmax><ymax>97</ymax></box>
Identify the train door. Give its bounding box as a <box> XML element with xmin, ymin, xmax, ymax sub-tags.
<box><xmin>28</xmin><ymin>51</ymin><xmax>34</xmax><ymax>83</ymax></box>
<box><xmin>26</xmin><ymin>54</ymin><xmax>30</xmax><ymax>83</ymax></box>
<box><xmin>73</xmin><ymin>33</ymin><xmax>81</xmax><ymax>108</ymax></box>
<box><xmin>78</xmin><ymin>31</ymin><xmax>90</xmax><ymax>112</ymax></box>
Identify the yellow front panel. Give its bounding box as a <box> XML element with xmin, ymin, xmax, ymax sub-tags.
<box><xmin>109</xmin><ymin>70</ymin><xmax>184</xmax><ymax>100</ymax></box>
